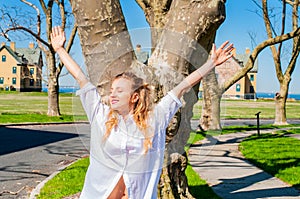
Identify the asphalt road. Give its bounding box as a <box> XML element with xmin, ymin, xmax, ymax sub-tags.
<box><xmin>0</xmin><ymin>123</ymin><xmax>91</xmax><ymax>199</ymax></box>
<box><xmin>1</xmin><ymin>119</ymin><xmax>300</xmax><ymax>199</ymax></box>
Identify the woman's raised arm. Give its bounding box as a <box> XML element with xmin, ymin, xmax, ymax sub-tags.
<box><xmin>50</xmin><ymin>26</ymin><xmax>88</xmax><ymax>88</ymax></box>
<box><xmin>172</xmin><ymin>41</ymin><xmax>234</xmax><ymax>99</ymax></box>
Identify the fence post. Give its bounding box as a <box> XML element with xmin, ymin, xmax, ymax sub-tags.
<box><xmin>255</xmin><ymin>111</ymin><xmax>261</xmax><ymax>136</ymax></box>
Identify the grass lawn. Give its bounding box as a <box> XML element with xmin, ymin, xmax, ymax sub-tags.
<box><xmin>0</xmin><ymin>91</ymin><xmax>86</xmax><ymax>124</ymax></box>
<box><xmin>1</xmin><ymin>91</ymin><xmax>300</xmax><ymax>124</ymax></box>
<box><xmin>37</xmin><ymin>158</ymin><xmax>88</xmax><ymax>199</ymax></box>
<box><xmin>240</xmin><ymin>128</ymin><xmax>300</xmax><ymax>189</ymax></box>
<box><xmin>193</xmin><ymin>99</ymin><xmax>300</xmax><ymax>119</ymax></box>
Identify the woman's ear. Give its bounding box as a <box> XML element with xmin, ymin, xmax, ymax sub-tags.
<box><xmin>131</xmin><ymin>92</ymin><xmax>139</xmax><ymax>103</ymax></box>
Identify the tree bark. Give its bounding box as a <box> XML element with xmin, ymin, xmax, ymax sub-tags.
<box><xmin>201</xmin><ymin>71</ymin><xmax>222</xmax><ymax>130</ymax></box>
<box><xmin>70</xmin><ymin>0</ymin><xmax>134</xmax><ymax>95</ymax></box>
<box><xmin>44</xmin><ymin>52</ymin><xmax>59</xmax><ymax>116</ymax></box>
<box><xmin>274</xmin><ymin>86</ymin><xmax>288</xmax><ymax>125</ymax></box>
<box><xmin>146</xmin><ymin>0</ymin><xmax>226</xmax><ymax>198</ymax></box>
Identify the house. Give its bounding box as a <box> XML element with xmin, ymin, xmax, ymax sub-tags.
<box><xmin>215</xmin><ymin>48</ymin><xmax>258</xmax><ymax>99</ymax></box>
<box><xmin>198</xmin><ymin>48</ymin><xmax>258</xmax><ymax>99</ymax></box>
<box><xmin>0</xmin><ymin>42</ymin><xmax>43</xmax><ymax>92</ymax></box>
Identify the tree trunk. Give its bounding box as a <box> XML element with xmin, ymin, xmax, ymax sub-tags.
<box><xmin>71</xmin><ymin>0</ymin><xmax>134</xmax><ymax>95</ymax></box>
<box><xmin>274</xmin><ymin>82</ymin><xmax>289</xmax><ymax>125</ymax></box>
<box><xmin>200</xmin><ymin>70</ymin><xmax>222</xmax><ymax>130</ymax></box>
<box><xmin>147</xmin><ymin>0</ymin><xmax>226</xmax><ymax>198</ymax></box>
<box><xmin>47</xmin><ymin>53</ymin><xmax>60</xmax><ymax>116</ymax></box>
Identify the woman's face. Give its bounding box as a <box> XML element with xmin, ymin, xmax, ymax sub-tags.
<box><xmin>110</xmin><ymin>78</ymin><xmax>134</xmax><ymax>115</ymax></box>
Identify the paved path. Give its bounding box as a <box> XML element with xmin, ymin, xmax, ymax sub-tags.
<box><xmin>189</xmin><ymin>129</ymin><xmax>300</xmax><ymax>199</ymax></box>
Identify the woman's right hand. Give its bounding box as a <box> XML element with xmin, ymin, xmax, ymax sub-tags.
<box><xmin>50</xmin><ymin>26</ymin><xmax>66</xmax><ymax>52</ymax></box>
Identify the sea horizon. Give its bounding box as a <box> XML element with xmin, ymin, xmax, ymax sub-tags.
<box><xmin>42</xmin><ymin>87</ymin><xmax>300</xmax><ymax>101</ymax></box>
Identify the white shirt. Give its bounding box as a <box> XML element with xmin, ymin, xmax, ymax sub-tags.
<box><xmin>76</xmin><ymin>82</ymin><xmax>182</xmax><ymax>199</ymax></box>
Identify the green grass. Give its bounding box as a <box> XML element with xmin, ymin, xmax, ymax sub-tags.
<box><xmin>240</xmin><ymin>129</ymin><xmax>300</xmax><ymax>189</ymax></box>
<box><xmin>193</xmin><ymin>99</ymin><xmax>300</xmax><ymax>119</ymax></box>
<box><xmin>0</xmin><ymin>91</ymin><xmax>86</xmax><ymax>124</ymax></box>
<box><xmin>186</xmin><ymin>164</ymin><xmax>221</xmax><ymax>199</ymax></box>
<box><xmin>0</xmin><ymin>113</ymin><xmax>76</xmax><ymax>124</ymax></box>
<box><xmin>1</xmin><ymin>91</ymin><xmax>300</xmax><ymax>123</ymax></box>
<box><xmin>37</xmin><ymin>158</ymin><xmax>89</xmax><ymax>199</ymax></box>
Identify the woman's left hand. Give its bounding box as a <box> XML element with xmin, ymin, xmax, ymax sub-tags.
<box><xmin>211</xmin><ymin>41</ymin><xmax>234</xmax><ymax>66</ymax></box>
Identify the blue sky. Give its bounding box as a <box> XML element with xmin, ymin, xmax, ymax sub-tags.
<box><xmin>1</xmin><ymin>0</ymin><xmax>299</xmax><ymax>93</ymax></box>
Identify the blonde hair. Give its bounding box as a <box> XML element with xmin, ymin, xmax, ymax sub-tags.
<box><xmin>104</xmin><ymin>72</ymin><xmax>153</xmax><ymax>153</ymax></box>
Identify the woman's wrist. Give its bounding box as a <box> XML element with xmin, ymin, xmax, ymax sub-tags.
<box><xmin>195</xmin><ymin>59</ymin><xmax>215</xmax><ymax>78</ymax></box>
<box><xmin>55</xmin><ymin>46</ymin><xmax>65</xmax><ymax>53</ymax></box>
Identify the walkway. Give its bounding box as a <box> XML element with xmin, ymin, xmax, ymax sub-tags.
<box><xmin>189</xmin><ymin>130</ymin><xmax>300</xmax><ymax>199</ymax></box>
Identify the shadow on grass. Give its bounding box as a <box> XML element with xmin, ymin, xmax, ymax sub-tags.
<box><xmin>189</xmin><ymin>185</ymin><xmax>221</xmax><ymax>199</ymax></box>
<box><xmin>194</xmin><ymin>124</ymin><xmax>285</xmax><ymax>137</ymax></box>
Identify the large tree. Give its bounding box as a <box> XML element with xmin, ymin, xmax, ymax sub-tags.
<box><xmin>71</xmin><ymin>0</ymin><xmax>226</xmax><ymax>198</ymax></box>
<box><xmin>0</xmin><ymin>0</ymin><xmax>77</xmax><ymax>116</ymax></box>
<box><xmin>262</xmin><ymin>0</ymin><xmax>300</xmax><ymax>125</ymax></box>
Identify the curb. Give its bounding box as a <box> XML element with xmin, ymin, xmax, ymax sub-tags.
<box><xmin>29</xmin><ymin>160</ymin><xmax>79</xmax><ymax>199</ymax></box>
<box><xmin>0</xmin><ymin>121</ymin><xmax>88</xmax><ymax>128</ymax></box>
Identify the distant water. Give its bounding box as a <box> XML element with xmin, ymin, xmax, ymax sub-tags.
<box><xmin>42</xmin><ymin>87</ymin><xmax>79</xmax><ymax>93</ymax></box>
<box><xmin>42</xmin><ymin>88</ymin><xmax>300</xmax><ymax>100</ymax></box>
<box><xmin>257</xmin><ymin>92</ymin><xmax>300</xmax><ymax>100</ymax></box>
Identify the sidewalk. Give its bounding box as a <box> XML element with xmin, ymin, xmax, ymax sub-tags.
<box><xmin>188</xmin><ymin>130</ymin><xmax>300</xmax><ymax>199</ymax></box>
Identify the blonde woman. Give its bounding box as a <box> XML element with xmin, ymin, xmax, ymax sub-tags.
<box><xmin>50</xmin><ymin>26</ymin><xmax>233</xmax><ymax>199</ymax></box>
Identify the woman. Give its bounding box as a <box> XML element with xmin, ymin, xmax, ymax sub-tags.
<box><xmin>50</xmin><ymin>26</ymin><xmax>233</xmax><ymax>199</ymax></box>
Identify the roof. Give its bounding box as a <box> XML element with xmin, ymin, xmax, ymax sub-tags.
<box><xmin>235</xmin><ymin>53</ymin><xmax>258</xmax><ymax>72</ymax></box>
<box><xmin>16</xmin><ymin>48</ymin><xmax>42</xmax><ymax>65</ymax></box>
<box><xmin>0</xmin><ymin>44</ymin><xmax>42</xmax><ymax>65</ymax></box>
<box><xmin>0</xmin><ymin>45</ymin><xmax>22</xmax><ymax>64</ymax></box>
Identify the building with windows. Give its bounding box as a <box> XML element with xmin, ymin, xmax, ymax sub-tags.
<box><xmin>199</xmin><ymin>48</ymin><xmax>258</xmax><ymax>99</ymax></box>
<box><xmin>0</xmin><ymin>42</ymin><xmax>43</xmax><ymax>91</ymax></box>
<box><xmin>215</xmin><ymin>48</ymin><xmax>258</xmax><ymax>99</ymax></box>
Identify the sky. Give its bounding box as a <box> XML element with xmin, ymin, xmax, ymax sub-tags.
<box><xmin>1</xmin><ymin>0</ymin><xmax>299</xmax><ymax>94</ymax></box>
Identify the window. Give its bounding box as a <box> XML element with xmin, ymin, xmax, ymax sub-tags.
<box><xmin>236</xmin><ymin>84</ymin><xmax>241</xmax><ymax>92</ymax></box>
<box><xmin>30</xmin><ymin>68</ymin><xmax>34</xmax><ymax>75</ymax></box>
<box><xmin>12</xmin><ymin>66</ymin><xmax>17</xmax><ymax>74</ymax></box>
<box><xmin>0</xmin><ymin>77</ymin><xmax>4</xmax><ymax>84</ymax></box>
<box><xmin>30</xmin><ymin>79</ymin><xmax>34</xmax><ymax>86</ymax></box>
<box><xmin>12</xmin><ymin>77</ymin><xmax>16</xmax><ymax>85</ymax></box>
<box><xmin>2</xmin><ymin>55</ymin><xmax>6</xmax><ymax>62</ymax></box>
<box><xmin>36</xmin><ymin>79</ymin><xmax>41</xmax><ymax>87</ymax></box>
<box><xmin>250</xmin><ymin>74</ymin><xmax>254</xmax><ymax>81</ymax></box>
<box><xmin>250</xmin><ymin>86</ymin><xmax>254</xmax><ymax>93</ymax></box>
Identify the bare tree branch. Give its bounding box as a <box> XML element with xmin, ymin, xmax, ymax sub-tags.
<box><xmin>4</xmin><ymin>26</ymin><xmax>50</xmax><ymax>48</ymax></box>
<box><xmin>285</xmin><ymin>0</ymin><xmax>300</xmax><ymax>6</ymax></box>
<box><xmin>55</xmin><ymin>0</ymin><xmax>66</xmax><ymax>29</ymax></box>
<box><xmin>20</xmin><ymin>0</ymin><xmax>46</xmax><ymax>52</ymax></box>
<box><xmin>224</xmin><ymin>26</ymin><xmax>300</xmax><ymax>90</ymax></box>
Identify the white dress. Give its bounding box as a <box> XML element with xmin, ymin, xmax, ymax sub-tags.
<box><xmin>76</xmin><ymin>82</ymin><xmax>182</xmax><ymax>199</ymax></box>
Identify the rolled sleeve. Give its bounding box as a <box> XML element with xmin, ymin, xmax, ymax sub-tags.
<box><xmin>155</xmin><ymin>91</ymin><xmax>182</xmax><ymax>129</ymax></box>
<box><xmin>76</xmin><ymin>82</ymin><xmax>107</xmax><ymax>123</ymax></box>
